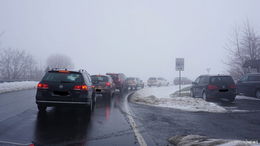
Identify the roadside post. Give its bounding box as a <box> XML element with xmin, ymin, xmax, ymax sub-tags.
<box><xmin>175</xmin><ymin>58</ymin><xmax>184</xmax><ymax>96</ymax></box>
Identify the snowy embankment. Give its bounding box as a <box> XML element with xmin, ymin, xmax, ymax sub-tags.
<box><xmin>0</xmin><ymin>81</ymin><xmax>38</xmax><ymax>94</ymax></box>
<box><xmin>168</xmin><ymin>135</ymin><xmax>259</xmax><ymax>146</ymax></box>
<box><xmin>131</xmin><ymin>85</ymin><xmax>227</xmax><ymax>113</ymax></box>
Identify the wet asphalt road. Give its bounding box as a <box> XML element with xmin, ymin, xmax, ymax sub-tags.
<box><xmin>1</xmin><ymin>89</ymin><xmax>260</xmax><ymax>146</ymax></box>
<box><xmin>0</xmin><ymin>89</ymin><xmax>138</xmax><ymax>146</ymax></box>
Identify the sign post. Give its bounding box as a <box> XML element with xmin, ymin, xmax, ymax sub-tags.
<box><xmin>175</xmin><ymin>58</ymin><xmax>184</xmax><ymax>96</ymax></box>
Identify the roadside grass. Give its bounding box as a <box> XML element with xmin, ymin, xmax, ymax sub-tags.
<box><xmin>170</xmin><ymin>86</ymin><xmax>191</xmax><ymax>97</ymax></box>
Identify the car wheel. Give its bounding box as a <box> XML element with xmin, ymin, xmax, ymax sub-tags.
<box><xmin>229</xmin><ymin>98</ymin><xmax>235</xmax><ymax>103</ymax></box>
<box><xmin>38</xmin><ymin>105</ymin><xmax>47</xmax><ymax>112</ymax></box>
<box><xmin>256</xmin><ymin>90</ymin><xmax>260</xmax><ymax>98</ymax></box>
<box><xmin>202</xmin><ymin>92</ymin><xmax>208</xmax><ymax>101</ymax></box>
<box><xmin>190</xmin><ymin>89</ymin><xmax>195</xmax><ymax>97</ymax></box>
<box><xmin>86</xmin><ymin>101</ymin><xmax>93</xmax><ymax>113</ymax></box>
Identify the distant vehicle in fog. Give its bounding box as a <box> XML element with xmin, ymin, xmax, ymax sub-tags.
<box><xmin>35</xmin><ymin>69</ymin><xmax>96</xmax><ymax>112</ymax></box>
<box><xmin>190</xmin><ymin>75</ymin><xmax>236</xmax><ymax>102</ymax></box>
<box><xmin>174</xmin><ymin>77</ymin><xmax>192</xmax><ymax>85</ymax></box>
<box><xmin>147</xmin><ymin>77</ymin><xmax>169</xmax><ymax>87</ymax></box>
<box><xmin>106</xmin><ymin>73</ymin><xmax>127</xmax><ymax>92</ymax></box>
<box><xmin>126</xmin><ymin>77</ymin><xmax>144</xmax><ymax>90</ymax></box>
<box><xmin>157</xmin><ymin>77</ymin><xmax>169</xmax><ymax>86</ymax></box>
<box><xmin>236</xmin><ymin>73</ymin><xmax>260</xmax><ymax>98</ymax></box>
<box><xmin>91</xmin><ymin>75</ymin><xmax>115</xmax><ymax>97</ymax></box>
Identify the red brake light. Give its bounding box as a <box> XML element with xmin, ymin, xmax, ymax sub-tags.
<box><xmin>229</xmin><ymin>84</ymin><xmax>236</xmax><ymax>89</ymax></box>
<box><xmin>207</xmin><ymin>85</ymin><xmax>218</xmax><ymax>90</ymax></box>
<box><xmin>73</xmin><ymin>85</ymin><xmax>88</xmax><ymax>91</ymax></box>
<box><xmin>58</xmin><ymin>70</ymin><xmax>70</xmax><ymax>73</ymax></box>
<box><xmin>37</xmin><ymin>83</ymin><xmax>49</xmax><ymax>89</ymax></box>
<box><xmin>106</xmin><ymin>82</ymin><xmax>111</xmax><ymax>86</ymax></box>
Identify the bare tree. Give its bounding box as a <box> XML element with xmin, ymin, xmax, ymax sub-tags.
<box><xmin>46</xmin><ymin>54</ymin><xmax>74</xmax><ymax>70</ymax></box>
<box><xmin>0</xmin><ymin>48</ymin><xmax>39</xmax><ymax>80</ymax></box>
<box><xmin>226</xmin><ymin>21</ymin><xmax>260</xmax><ymax>80</ymax></box>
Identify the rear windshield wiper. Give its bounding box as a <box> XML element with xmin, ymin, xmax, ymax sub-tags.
<box><xmin>60</xmin><ymin>81</ymin><xmax>74</xmax><ymax>83</ymax></box>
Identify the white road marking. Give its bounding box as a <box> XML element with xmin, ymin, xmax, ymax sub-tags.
<box><xmin>0</xmin><ymin>140</ymin><xmax>32</xmax><ymax>145</ymax></box>
<box><xmin>124</xmin><ymin>92</ymin><xmax>147</xmax><ymax>146</ymax></box>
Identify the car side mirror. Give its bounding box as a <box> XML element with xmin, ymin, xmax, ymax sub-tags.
<box><xmin>192</xmin><ymin>82</ymin><xmax>197</xmax><ymax>85</ymax></box>
<box><xmin>237</xmin><ymin>80</ymin><xmax>242</xmax><ymax>84</ymax></box>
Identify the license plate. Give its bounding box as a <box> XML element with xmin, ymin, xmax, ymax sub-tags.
<box><xmin>96</xmin><ymin>89</ymin><xmax>102</xmax><ymax>92</ymax></box>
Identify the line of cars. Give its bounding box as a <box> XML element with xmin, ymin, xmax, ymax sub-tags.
<box><xmin>35</xmin><ymin>69</ymin><xmax>145</xmax><ymax>112</ymax></box>
<box><xmin>147</xmin><ymin>77</ymin><xmax>169</xmax><ymax>87</ymax></box>
<box><xmin>190</xmin><ymin>73</ymin><xmax>260</xmax><ymax>103</ymax></box>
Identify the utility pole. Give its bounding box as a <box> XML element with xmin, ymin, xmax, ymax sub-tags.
<box><xmin>176</xmin><ymin>58</ymin><xmax>184</xmax><ymax>96</ymax></box>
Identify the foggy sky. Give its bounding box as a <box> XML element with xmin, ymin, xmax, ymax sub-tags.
<box><xmin>0</xmin><ymin>0</ymin><xmax>260</xmax><ymax>81</ymax></box>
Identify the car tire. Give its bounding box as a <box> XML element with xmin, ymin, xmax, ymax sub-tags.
<box><xmin>229</xmin><ymin>98</ymin><xmax>235</xmax><ymax>103</ymax></box>
<box><xmin>190</xmin><ymin>89</ymin><xmax>195</xmax><ymax>97</ymax></box>
<box><xmin>256</xmin><ymin>90</ymin><xmax>260</xmax><ymax>98</ymax></box>
<box><xmin>202</xmin><ymin>92</ymin><xmax>209</xmax><ymax>101</ymax></box>
<box><xmin>37</xmin><ymin>105</ymin><xmax>47</xmax><ymax>112</ymax></box>
<box><xmin>86</xmin><ymin>101</ymin><xmax>93</xmax><ymax>113</ymax></box>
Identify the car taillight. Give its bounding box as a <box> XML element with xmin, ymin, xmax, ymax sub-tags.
<box><xmin>106</xmin><ymin>82</ymin><xmax>111</xmax><ymax>86</ymax></box>
<box><xmin>207</xmin><ymin>85</ymin><xmax>218</xmax><ymax>90</ymax></box>
<box><xmin>73</xmin><ymin>85</ymin><xmax>88</xmax><ymax>91</ymax></box>
<box><xmin>37</xmin><ymin>83</ymin><xmax>49</xmax><ymax>89</ymax></box>
<box><xmin>229</xmin><ymin>84</ymin><xmax>236</xmax><ymax>89</ymax></box>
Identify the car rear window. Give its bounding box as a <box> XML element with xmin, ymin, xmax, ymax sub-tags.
<box><xmin>91</xmin><ymin>76</ymin><xmax>109</xmax><ymax>84</ymax></box>
<box><xmin>42</xmin><ymin>72</ymin><xmax>83</xmax><ymax>83</ymax></box>
<box><xmin>248</xmin><ymin>75</ymin><xmax>260</xmax><ymax>81</ymax></box>
<box><xmin>149</xmin><ymin>77</ymin><xmax>156</xmax><ymax>80</ymax></box>
<box><xmin>210</xmin><ymin>76</ymin><xmax>234</xmax><ymax>85</ymax></box>
<box><xmin>107</xmin><ymin>74</ymin><xmax>119</xmax><ymax>81</ymax></box>
<box><xmin>127</xmin><ymin>77</ymin><xmax>135</xmax><ymax>81</ymax></box>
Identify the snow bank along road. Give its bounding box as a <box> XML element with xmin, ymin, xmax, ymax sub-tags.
<box><xmin>129</xmin><ymin>85</ymin><xmax>260</xmax><ymax>145</ymax></box>
<box><xmin>0</xmin><ymin>81</ymin><xmax>37</xmax><ymax>94</ymax></box>
<box><xmin>131</xmin><ymin>85</ymin><xmax>260</xmax><ymax>113</ymax></box>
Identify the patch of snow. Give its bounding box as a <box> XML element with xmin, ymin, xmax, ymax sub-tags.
<box><xmin>0</xmin><ymin>81</ymin><xmax>38</xmax><ymax>94</ymax></box>
<box><xmin>131</xmin><ymin>85</ymin><xmax>227</xmax><ymax>113</ymax></box>
<box><xmin>168</xmin><ymin>135</ymin><xmax>259</xmax><ymax>146</ymax></box>
<box><xmin>236</xmin><ymin>96</ymin><xmax>260</xmax><ymax>101</ymax></box>
<box><xmin>135</xmin><ymin>85</ymin><xmax>190</xmax><ymax>99</ymax></box>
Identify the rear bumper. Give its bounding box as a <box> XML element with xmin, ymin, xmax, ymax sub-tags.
<box><xmin>36</xmin><ymin>100</ymin><xmax>91</xmax><ymax>106</ymax></box>
<box><xmin>95</xmin><ymin>88</ymin><xmax>111</xmax><ymax>94</ymax></box>
<box><xmin>207</xmin><ymin>92</ymin><xmax>236</xmax><ymax>100</ymax></box>
<box><xmin>147</xmin><ymin>83</ymin><xmax>157</xmax><ymax>86</ymax></box>
<box><xmin>127</xmin><ymin>84</ymin><xmax>137</xmax><ymax>87</ymax></box>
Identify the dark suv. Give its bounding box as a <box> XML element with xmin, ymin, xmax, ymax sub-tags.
<box><xmin>237</xmin><ymin>73</ymin><xmax>260</xmax><ymax>98</ymax></box>
<box><xmin>106</xmin><ymin>73</ymin><xmax>127</xmax><ymax>92</ymax></box>
<box><xmin>190</xmin><ymin>75</ymin><xmax>236</xmax><ymax>102</ymax></box>
<box><xmin>35</xmin><ymin>69</ymin><xmax>96</xmax><ymax>112</ymax></box>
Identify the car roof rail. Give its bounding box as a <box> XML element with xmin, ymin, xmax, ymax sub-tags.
<box><xmin>50</xmin><ymin>68</ymin><xmax>68</xmax><ymax>71</ymax></box>
<box><xmin>78</xmin><ymin>69</ymin><xmax>85</xmax><ymax>73</ymax></box>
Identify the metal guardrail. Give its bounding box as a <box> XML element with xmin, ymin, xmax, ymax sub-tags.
<box><xmin>0</xmin><ymin>79</ymin><xmax>40</xmax><ymax>83</ymax></box>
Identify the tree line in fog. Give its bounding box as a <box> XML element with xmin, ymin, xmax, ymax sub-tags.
<box><xmin>226</xmin><ymin>21</ymin><xmax>260</xmax><ymax>80</ymax></box>
<box><xmin>0</xmin><ymin>35</ymin><xmax>74</xmax><ymax>81</ymax></box>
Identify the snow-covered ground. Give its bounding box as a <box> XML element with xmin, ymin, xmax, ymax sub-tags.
<box><xmin>168</xmin><ymin>135</ymin><xmax>259</xmax><ymax>146</ymax></box>
<box><xmin>0</xmin><ymin>81</ymin><xmax>38</xmax><ymax>94</ymax></box>
<box><xmin>132</xmin><ymin>85</ymin><xmax>227</xmax><ymax>113</ymax></box>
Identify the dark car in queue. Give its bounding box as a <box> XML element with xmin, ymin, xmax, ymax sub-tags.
<box><xmin>106</xmin><ymin>73</ymin><xmax>127</xmax><ymax>92</ymax></box>
<box><xmin>237</xmin><ymin>73</ymin><xmax>260</xmax><ymax>98</ymax></box>
<box><xmin>91</xmin><ymin>75</ymin><xmax>115</xmax><ymax>97</ymax></box>
<box><xmin>35</xmin><ymin>69</ymin><xmax>96</xmax><ymax>112</ymax></box>
<box><xmin>190</xmin><ymin>75</ymin><xmax>236</xmax><ymax>102</ymax></box>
